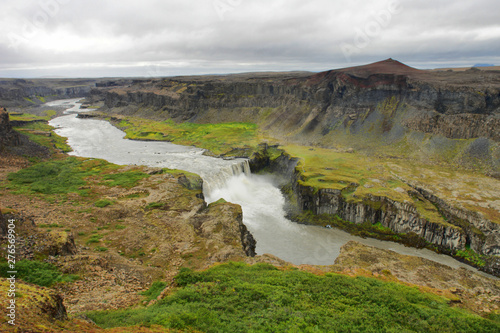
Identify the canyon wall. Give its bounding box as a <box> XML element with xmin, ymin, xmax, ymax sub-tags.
<box><xmin>250</xmin><ymin>146</ymin><xmax>500</xmax><ymax>271</ymax></box>
<box><xmin>0</xmin><ymin>79</ymin><xmax>96</xmax><ymax>108</ymax></box>
<box><xmin>94</xmin><ymin>61</ymin><xmax>500</xmax><ymax>145</ymax></box>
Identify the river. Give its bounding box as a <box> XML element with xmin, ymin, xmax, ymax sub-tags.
<box><xmin>48</xmin><ymin>99</ymin><xmax>485</xmax><ymax>272</ymax></box>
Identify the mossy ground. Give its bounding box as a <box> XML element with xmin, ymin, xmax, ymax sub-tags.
<box><xmin>87</xmin><ymin>262</ymin><xmax>500</xmax><ymax>332</ymax></box>
<box><xmin>9</xmin><ymin>110</ymin><xmax>56</xmax><ymax>122</ymax></box>
<box><xmin>114</xmin><ymin>116</ymin><xmax>260</xmax><ymax>155</ymax></box>
<box><xmin>13</xmin><ymin>119</ymin><xmax>72</xmax><ymax>153</ymax></box>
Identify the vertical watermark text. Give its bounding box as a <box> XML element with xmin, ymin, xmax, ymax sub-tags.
<box><xmin>5</xmin><ymin>219</ymin><xmax>17</xmax><ymax>326</ymax></box>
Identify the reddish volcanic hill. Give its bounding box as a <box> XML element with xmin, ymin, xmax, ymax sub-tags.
<box><xmin>336</xmin><ymin>58</ymin><xmax>422</xmax><ymax>77</ymax></box>
<box><xmin>307</xmin><ymin>58</ymin><xmax>423</xmax><ymax>87</ymax></box>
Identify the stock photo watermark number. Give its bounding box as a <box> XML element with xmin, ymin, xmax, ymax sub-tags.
<box><xmin>5</xmin><ymin>219</ymin><xmax>17</xmax><ymax>326</ymax></box>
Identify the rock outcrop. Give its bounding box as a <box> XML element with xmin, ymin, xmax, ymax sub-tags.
<box><xmin>0</xmin><ymin>278</ymin><xmax>69</xmax><ymax>332</ymax></box>
<box><xmin>328</xmin><ymin>241</ymin><xmax>500</xmax><ymax>316</ymax></box>
<box><xmin>0</xmin><ymin>107</ymin><xmax>20</xmax><ymax>150</ymax></box>
<box><xmin>0</xmin><ymin>211</ymin><xmax>7</xmax><ymax>236</ymax></box>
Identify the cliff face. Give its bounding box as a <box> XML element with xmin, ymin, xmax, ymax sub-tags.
<box><xmin>251</xmin><ymin>146</ymin><xmax>500</xmax><ymax>276</ymax></box>
<box><xmin>94</xmin><ymin>60</ymin><xmax>500</xmax><ymax>144</ymax></box>
<box><xmin>0</xmin><ymin>79</ymin><xmax>95</xmax><ymax>107</ymax></box>
<box><xmin>0</xmin><ymin>107</ymin><xmax>20</xmax><ymax>149</ymax></box>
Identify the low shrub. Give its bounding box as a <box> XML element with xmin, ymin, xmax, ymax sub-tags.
<box><xmin>87</xmin><ymin>262</ymin><xmax>500</xmax><ymax>332</ymax></box>
<box><xmin>0</xmin><ymin>260</ymin><xmax>79</xmax><ymax>287</ymax></box>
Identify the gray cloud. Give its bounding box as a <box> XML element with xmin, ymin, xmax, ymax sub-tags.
<box><xmin>0</xmin><ymin>0</ymin><xmax>499</xmax><ymax>77</ymax></box>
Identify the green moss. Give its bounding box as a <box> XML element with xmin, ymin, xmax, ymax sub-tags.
<box><xmin>94</xmin><ymin>199</ymin><xmax>114</xmax><ymax>208</ymax></box>
<box><xmin>208</xmin><ymin>198</ymin><xmax>227</xmax><ymax>206</ymax></box>
<box><xmin>102</xmin><ymin>171</ymin><xmax>150</xmax><ymax>188</ymax></box>
<box><xmin>145</xmin><ymin>202</ymin><xmax>165</xmax><ymax>210</ymax></box>
<box><xmin>86</xmin><ymin>234</ymin><xmax>103</xmax><ymax>244</ymax></box>
<box><xmin>0</xmin><ymin>260</ymin><xmax>79</xmax><ymax>287</ymax></box>
<box><xmin>14</xmin><ymin>121</ymin><xmax>72</xmax><ymax>153</ymax></box>
<box><xmin>283</xmin><ymin>145</ymin><xmax>411</xmax><ymax>203</ymax></box>
<box><xmin>412</xmin><ymin>195</ymin><xmax>455</xmax><ymax>228</ymax></box>
<box><xmin>455</xmin><ymin>246</ymin><xmax>487</xmax><ymax>267</ymax></box>
<box><xmin>140</xmin><ymin>281</ymin><xmax>167</xmax><ymax>302</ymax></box>
<box><xmin>114</xmin><ymin>116</ymin><xmax>259</xmax><ymax>155</ymax></box>
<box><xmin>87</xmin><ymin>262</ymin><xmax>500</xmax><ymax>332</ymax></box>
<box><xmin>7</xmin><ymin>157</ymin><xmax>89</xmax><ymax>195</ymax></box>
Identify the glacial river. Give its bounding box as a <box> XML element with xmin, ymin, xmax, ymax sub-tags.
<box><xmin>48</xmin><ymin>99</ymin><xmax>485</xmax><ymax>273</ymax></box>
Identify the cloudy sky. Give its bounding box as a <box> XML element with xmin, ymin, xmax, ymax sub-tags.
<box><xmin>1</xmin><ymin>0</ymin><xmax>499</xmax><ymax>78</ymax></box>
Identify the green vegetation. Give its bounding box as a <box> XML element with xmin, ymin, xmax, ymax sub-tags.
<box><xmin>102</xmin><ymin>171</ymin><xmax>149</xmax><ymax>188</ymax></box>
<box><xmin>284</xmin><ymin>145</ymin><xmax>412</xmax><ymax>204</ymax></box>
<box><xmin>37</xmin><ymin>223</ymin><xmax>63</xmax><ymax>228</ymax></box>
<box><xmin>94</xmin><ymin>246</ymin><xmax>108</xmax><ymax>252</ymax></box>
<box><xmin>9</xmin><ymin>110</ymin><xmax>56</xmax><ymax>122</ymax></box>
<box><xmin>455</xmin><ymin>246</ymin><xmax>487</xmax><ymax>267</ymax></box>
<box><xmin>86</xmin><ymin>234</ymin><xmax>103</xmax><ymax>244</ymax></box>
<box><xmin>145</xmin><ymin>202</ymin><xmax>165</xmax><ymax>210</ymax></box>
<box><xmin>88</xmin><ymin>262</ymin><xmax>499</xmax><ymax>332</ymax></box>
<box><xmin>0</xmin><ymin>260</ymin><xmax>79</xmax><ymax>287</ymax></box>
<box><xmin>140</xmin><ymin>281</ymin><xmax>167</xmax><ymax>302</ymax></box>
<box><xmin>94</xmin><ymin>199</ymin><xmax>114</xmax><ymax>208</ymax></box>
<box><xmin>281</xmin><ymin>145</ymin><xmax>460</xmax><ymax>228</ymax></box>
<box><xmin>13</xmin><ymin>121</ymin><xmax>72</xmax><ymax>153</ymax></box>
<box><xmin>42</xmin><ymin>109</ymin><xmax>56</xmax><ymax>118</ymax></box>
<box><xmin>116</xmin><ymin>117</ymin><xmax>259</xmax><ymax>155</ymax></box>
<box><xmin>5</xmin><ymin>157</ymin><xmax>151</xmax><ymax>201</ymax></box>
<box><xmin>209</xmin><ymin>198</ymin><xmax>227</xmax><ymax>206</ymax></box>
<box><xmin>7</xmin><ymin>157</ymin><xmax>90</xmax><ymax>195</ymax></box>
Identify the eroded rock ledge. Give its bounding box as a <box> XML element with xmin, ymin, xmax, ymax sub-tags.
<box><xmin>250</xmin><ymin>144</ymin><xmax>500</xmax><ymax>276</ymax></box>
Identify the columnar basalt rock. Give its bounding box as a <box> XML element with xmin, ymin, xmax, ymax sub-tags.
<box><xmin>250</xmin><ymin>148</ymin><xmax>500</xmax><ymax>259</ymax></box>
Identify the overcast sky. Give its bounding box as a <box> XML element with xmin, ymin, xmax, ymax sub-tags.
<box><xmin>1</xmin><ymin>0</ymin><xmax>499</xmax><ymax>78</ymax></box>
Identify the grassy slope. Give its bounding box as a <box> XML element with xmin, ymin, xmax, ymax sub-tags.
<box><xmin>11</xmin><ymin>111</ymin><xmax>72</xmax><ymax>154</ymax></box>
<box><xmin>114</xmin><ymin>116</ymin><xmax>260</xmax><ymax>155</ymax></box>
<box><xmin>88</xmin><ymin>262</ymin><xmax>500</xmax><ymax>332</ymax></box>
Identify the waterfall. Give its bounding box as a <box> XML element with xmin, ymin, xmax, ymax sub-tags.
<box><xmin>202</xmin><ymin>159</ymin><xmax>251</xmax><ymax>198</ymax></box>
